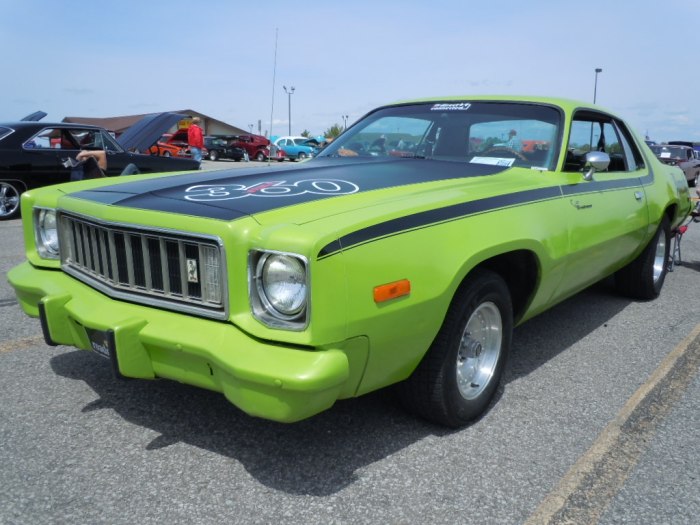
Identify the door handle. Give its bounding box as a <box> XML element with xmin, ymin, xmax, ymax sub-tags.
<box><xmin>634</xmin><ymin>191</ymin><xmax>643</xmax><ymax>201</ymax></box>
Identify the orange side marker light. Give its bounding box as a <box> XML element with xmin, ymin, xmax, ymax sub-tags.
<box><xmin>373</xmin><ymin>279</ymin><xmax>411</xmax><ymax>303</ymax></box>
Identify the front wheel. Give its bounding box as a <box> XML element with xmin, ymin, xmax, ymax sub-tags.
<box><xmin>297</xmin><ymin>152</ymin><xmax>308</xmax><ymax>160</ymax></box>
<box><xmin>255</xmin><ymin>151</ymin><xmax>265</xmax><ymax>162</ymax></box>
<box><xmin>398</xmin><ymin>269</ymin><xmax>513</xmax><ymax>427</ymax></box>
<box><xmin>615</xmin><ymin>216</ymin><xmax>670</xmax><ymax>300</ymax></box>
<box><xmin>208</xmin><ymin>150</ymin><xmax>219</xmax><ymax>161</ymax></box>
<box><xmin>0</xmin><ymin>181</ymin><xmax>23</xmax><ymax>220</ymax></box>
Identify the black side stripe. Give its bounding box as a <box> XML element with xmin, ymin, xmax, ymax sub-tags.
<box><xmin>317</xmin><ymin>186</ymin><xmax>561</xmax><ymax>259</ymax></box>
<box><xmin>317</xmin><ymin>170</ymin><xmax>654</xmax><ymax>260</ymax></box>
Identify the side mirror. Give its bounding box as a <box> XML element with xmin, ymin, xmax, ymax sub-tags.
<box><xmin>583</xmin><ymin>151</ymin><xmax>610</xmax><ymax>181</ymax></box>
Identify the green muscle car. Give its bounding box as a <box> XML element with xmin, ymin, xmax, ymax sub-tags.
<box><xmin>7</xmin><ymin>96</ymin><xmax>692</xmax><ymax>427</ymax></box>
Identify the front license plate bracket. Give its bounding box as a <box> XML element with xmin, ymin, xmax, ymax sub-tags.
<box><xmin>85</xmin><ymin>327</ymin><xmax>126</xmax><ymax>380</ymax></box>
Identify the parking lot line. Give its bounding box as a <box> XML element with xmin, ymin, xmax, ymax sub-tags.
<box><xmin>525</xmin><ymin>322</ymin><xmax>700</xmax><ymax>525</ymax></box>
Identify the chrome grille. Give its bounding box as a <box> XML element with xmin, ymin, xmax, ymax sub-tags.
<box><xmin>58</xmin><ymin>212</ymin><xmax>227</xmax><ymax>319</ymax></box>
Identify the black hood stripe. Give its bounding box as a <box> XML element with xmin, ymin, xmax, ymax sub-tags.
<box><xmin>317</xmin><ymin>171</ymin><xmax>653</xmax><ymax>259</ymax></box>
<box><xmin>68</xmin><ymin>158</ymin><xmax>509</xmax><ymax>220</ymax></box>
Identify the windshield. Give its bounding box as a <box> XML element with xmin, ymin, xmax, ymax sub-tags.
<box><xmin>319</xmin><ymin>101</ymin><xmax>562</xmax><ymax>170</ymax></box>
<box><xmin>650</xmin><ymin>145</ymin><xmax>686</xmax><ymax>159</ymax></box>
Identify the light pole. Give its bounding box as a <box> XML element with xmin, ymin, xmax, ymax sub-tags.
<box><xmin>593</xmin><ymin>68</ymin><xmax>602</xmax><ymax>104</ymax></box>
<box><xmin>342</xmin><ymin>114</ymin><xmax>349</xmax><ymax>130</ymax></box>
<box><xmin>248</xmin><ymin>124</ymin><xmax>253</xmax><ymax>134</ymax></box>
<box><xmin>283</xmin><ymin>85</ymin><xmax>295</xmax><ymax>135</ymax></box>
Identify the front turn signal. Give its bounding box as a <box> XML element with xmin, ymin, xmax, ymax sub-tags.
<box><xmin>373</xmin><ymin>279</ymin><xmax>411</xmax><ymax>303</ymax></box>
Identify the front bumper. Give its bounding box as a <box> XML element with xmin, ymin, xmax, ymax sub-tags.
<box><xmin>8</xmin><ymin>261</ymin><xmax>361</xmax><ymax>423</ymax></box>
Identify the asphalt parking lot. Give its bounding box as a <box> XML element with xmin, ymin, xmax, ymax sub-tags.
<box><xmin>1</xmin><ymin>168</ymin><xmax>699</xmax><ymax>524</ymax></box>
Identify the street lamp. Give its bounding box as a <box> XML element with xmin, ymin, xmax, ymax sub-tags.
<box><xmin>593</xmin><ymin>68</ymin><xmax>603</xmax><ymax>104</ymax></box>
<box><xmin>248</xmin><ymin>124</ymin><xmax>253</xmax><ymax>134</ymax></box>
<box><xmin>283</xmin><ymin>85</ymin><xmax>295</xmax><ymax>135</ymax></box>
<box><xmin>342</xmin><ymin>114</ymin><xmax>349</xmax><ymax>130</ymax></box>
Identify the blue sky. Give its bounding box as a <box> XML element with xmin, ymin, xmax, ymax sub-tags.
<box><xmin>2</xmin><ymin>0</ymin><xmax>699</xmax><ymax>142</ymax></box>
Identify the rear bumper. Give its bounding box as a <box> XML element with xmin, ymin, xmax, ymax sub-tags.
<box><xmin>8</xmin><ymin>261</ymin><xmax>360</xmax><ymax>423</ymax></box>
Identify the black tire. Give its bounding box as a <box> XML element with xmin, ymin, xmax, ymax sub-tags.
<box><xmin>398</xmin><ymin>269</ymin><xmax>513</xmax><ymax>427</ymax></box>
<box><xmin>615</xmin><ymin>216</ymin><xmax>670</xmax><ymax>300</ymax></box>
<box><xmin>209</xmin><ymin>150</ymin><xmax>219</xmax><ymax>161</ymax></box>
<box><xmin>255</xmin><ymin>151</ymin><xmax>265</xmax><ymax>162</ymax></box>
<box><xmin>0</xmin><ymin>181</ymin><xmax>23</xmax><ymax>220</ymax></box>
<box><xmin>694</xmin><ymin>172</ymin><xmax>699</xmax><ymax>188</ymax></box>
<box><xmin>297</xmin><ymin>151</ymin><xmax>308</xmax><ymax>160</ymax></box>
<box><xmin>163</xmin><ymin>151</ymin><xmax>171</xmax><ymax>158</ymax></box>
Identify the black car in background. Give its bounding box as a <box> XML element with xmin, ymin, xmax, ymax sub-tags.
<box><xmin>0</xmin><ymin>120</ymin><xmax>199</xmax><ymax>219</ymax></box>
<box><xmin>203</xmin><ymin>136</ymin><xmax>246</xmax><ymax>162</ymax></box>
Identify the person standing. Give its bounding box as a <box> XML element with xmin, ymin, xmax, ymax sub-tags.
<box><xmin>188</xmin><ymin>117</ymin><xmax>204</xmax><ymax>164</ymax></box>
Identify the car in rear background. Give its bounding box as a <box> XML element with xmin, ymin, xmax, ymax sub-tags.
<box><xmin>148</xmin><ymin>130</ymin><xmax>209</xmax><ymax>159</ymax></box>
<box><xmin>230</xmin><ymin>134</ymin><xmax>286</xmax><ymax>162</ymax></box>
<box><xmin>0</xmin><ymin>119</ymin><xmax>199</xmax><ymax>219</ymax></box>
<box><xmin>649</xmin><ymin>143</ymin><xmax>700</xmax><ymax>186</ymax></box>
<box><xmin>273</xmin><ymin>136</ymin><xmax>315</xmax><ymax>161</ymax></box>
<box><xmin>147</xmin><ymin>133</ymin><xmax>189</xmax><ymax>158</ymax></box>
<box><xmin>203</xmin><ymin>136</ymin><xmax>246</xmax><ymax>162</ymax></box>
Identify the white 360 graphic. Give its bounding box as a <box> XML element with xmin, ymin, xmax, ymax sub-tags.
<box><xmin>184</xmin><ymin>179</ymin><xmax>360</xmax><ymax>201</ymax></box>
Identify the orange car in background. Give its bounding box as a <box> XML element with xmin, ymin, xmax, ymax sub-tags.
<box><xmin>147</xmin><ymin>132</ymin><xmax>208</xmax><ymax>158</ymax></box>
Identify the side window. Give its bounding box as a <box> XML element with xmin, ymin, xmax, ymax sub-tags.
<box><xmin>25</xmin><ymin>128</ymin><xmax>78</xmax><ymax>150</ymax></box>
<box><xmin>614</xmin><ymin>120</ymin><xmax>645</xmax><ymax>171</ymax></box>
<box><xmin>566</xmin><ymin>112</ymin><xmax>642</xmax><ymax>173</ymax></box>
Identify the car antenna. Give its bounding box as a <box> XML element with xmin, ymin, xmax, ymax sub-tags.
<box><xmin>268</xmin><ymin>27</ymin><xmax>278</xmax><ymax>167</ymax></box>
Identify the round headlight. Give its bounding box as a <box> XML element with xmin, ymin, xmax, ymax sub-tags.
<box><xmin>37</xmin><ymin>209</ymin><xmax>59</xmax><ymax>257</ymax></box>
<box><xmin>257</xmin><ymin>253</ymin><xmax>307</xmax><ymax>318</ymax></box>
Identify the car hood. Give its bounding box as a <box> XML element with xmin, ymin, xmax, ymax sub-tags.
<box><xmin>20</xmin><ymin>110</ymin><xmax>47</xmax><ymax>121</ymax></box>
<box><xmin>116</xmin><ymin>112</ymin><xmax>190</xmax><ymax>152</ymax></box>
<box><xmin>67</xmin><ymin>157</ymin><xmax>509</xmax><ymax>221</ymax></box>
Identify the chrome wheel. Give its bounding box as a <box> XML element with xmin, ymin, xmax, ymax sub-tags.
<box><xmin>398</xmin><ymin>269</ymin><xmax>512</xmax><ymax>427</ymax></box>
<box><xmin>456</xmin><ymin>301</ymin><xmax>502</xmax><ymax>400</ymax></box>
<box><xmin>652</xmin><ymin>231</ymin><xmax>667</xmax><ymax>284</ymax></box>
<box><xmin>0</xmin><ymin>182</ymin><xmax>21</xmax><ymax>219</ymax></box>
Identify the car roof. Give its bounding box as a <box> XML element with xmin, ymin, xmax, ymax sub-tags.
<box><xmin>387</xmin><ymin>95</ymin><xmax>609</xmax><ymax>115</ymax></box>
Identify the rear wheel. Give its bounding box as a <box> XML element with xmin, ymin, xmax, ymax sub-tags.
<box><xmin>163</xmin><ymin>151</ymin><xmax>171</xmax><ymax>158</ymax></box>
<box><xmin>0</xmin><ymin>181</ymin><xmax>23</xmax><ymax>220</ymax></box>
<box><xmin>255</xmin><ymin>151</ymin><xmax>265</xmax><ymax>162</ymax></box>
<box><xmin>398</xmin><ymin>269</ymin><xmax>513</xmax><ymax>427</ymax></box>
<box><xmin>615</xmin><ymin>216</ymin><xmax>670</xmax><ymax>300</ymax></box>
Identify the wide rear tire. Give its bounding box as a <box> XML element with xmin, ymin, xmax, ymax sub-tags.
<box><xmin>398</xmin><ymin>269</ymin><xmax>513</xmax><ymax>427</ymax></box>
<box><xmin>615</xmin><ymin>216</ymin><xmax>670</xmax><ymax>300</ymax></box>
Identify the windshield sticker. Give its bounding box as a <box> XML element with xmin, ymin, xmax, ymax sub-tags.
<box><xmin>470</xmin><ymin>156</ymin><xmax>515</xmax><ymax>167</ymax></box>
<box><xmin>184</xmin><ymin>179</ymin><xmax>360</xmax><ymax>202</ymax></box>
<box><xmin>430</xmin><ymin>103</ymin><xmax>472</xmax><ymax>111</ymax></box>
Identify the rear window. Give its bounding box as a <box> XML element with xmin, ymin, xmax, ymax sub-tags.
<box><xmin>0</xmin><ymin>126</ymin><xmax>13</xmax><ymax>141</ymax></box>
